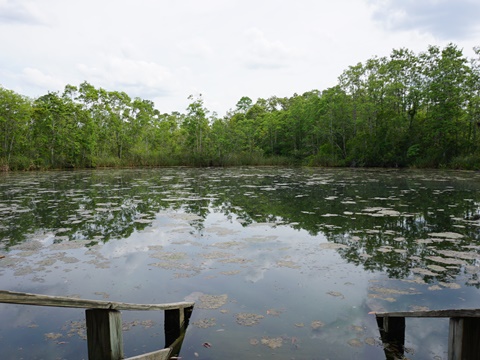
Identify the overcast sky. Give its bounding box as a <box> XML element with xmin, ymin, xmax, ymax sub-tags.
<box><xmin>1</xmin><ymin>0</ymin><xmax>479</xmax><ymax>116</ymax></box>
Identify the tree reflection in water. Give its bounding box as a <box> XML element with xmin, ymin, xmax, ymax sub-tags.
<box><xmin>1</xmin><ymin>167</ymin><xmax>480</xmax><ymax>358</ymax></box>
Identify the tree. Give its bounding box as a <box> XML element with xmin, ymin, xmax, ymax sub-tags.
<box><xmin>129</xmin><ymin>98</ymin><xmax>159</xmax><ymax>164</ymax></box>
<box><xmin>61</xmin><ymin>85</ymin><xmax>98</xmax><ymax>167</ymax></box>
<box><xmin>181</xmin><ymin>95</ymin><xmax>210</xmax><ymax>163</ymax></box>
<box><xmin>104</xmin><ymin>90</ymin><xmax>132</xmax><ymax>160</ymax></box>
<box><xmin>419</xmin><ymin>44</ymin><xmax>471</xmax><ymax>165</ymax></box>
<box><xmin>465</xmin><ymin>47</ymin><xmax>480</xmax><ymax>156</ymax></box>
<box><xmin>0</xmin><ymin>87</ymin><xmax>31</xmax><ymax>169</ymax></box>
<box><xmin>235</xmin><ymin>96</ymin><xmax>253</xmax><ymax>114</ymax></box>
<box><xmin>317</xmin><ymin>86</ymin><xmax>353</xmax><ymax>165</ymax></box>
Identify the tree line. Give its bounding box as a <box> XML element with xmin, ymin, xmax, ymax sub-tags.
<box><xmin>1</xmin><ymin>43</ymin><xmax>480</xmax><ymax>171</ymax></box>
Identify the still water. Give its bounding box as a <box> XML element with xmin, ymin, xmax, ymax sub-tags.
<box><xmin>1</xmin><ymin>167</ymin><xmax>480</xmax><ymax>359</ymax></box>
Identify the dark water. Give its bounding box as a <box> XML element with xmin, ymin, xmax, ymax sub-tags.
<box><xmin>1</xmin><ymin>167</ymin><xmax>480</xmax><ymax>359</ymax></box>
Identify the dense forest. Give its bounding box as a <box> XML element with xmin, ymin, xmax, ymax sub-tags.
<box><xmin>1</xmin><ymin>43</ymin><xmax>480</xmax><ymax>171</ymax></box>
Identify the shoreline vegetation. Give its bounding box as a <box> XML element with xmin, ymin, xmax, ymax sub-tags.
<box><xmin>1</xmin><ymin>43</ymin><xmax>480</xmax><ymax>172</ymax></box>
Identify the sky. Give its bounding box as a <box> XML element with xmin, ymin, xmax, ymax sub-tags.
<box><xmin>1</xmin><ymin>0</ymin><xmax>479</xmax><ymax>116</ymax></box>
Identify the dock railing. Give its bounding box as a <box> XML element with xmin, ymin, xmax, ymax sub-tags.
<box><xmin>0</xmin><ymin>290</ymin><xmax>194</xmax><ymax>360</ymax></box>
<box><xmin>374</xmin><ymin>308</ymin><xmax>480</xmax><ymax>360</ymax></box>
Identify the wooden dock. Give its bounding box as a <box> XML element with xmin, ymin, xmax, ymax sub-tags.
<box><xmin>374</xmin><ymin>309</ymin><xmax>480</xmax><ymax>360</ymax></box>
<box><xmin>0</xmin><ymin>290</ymin><xmax>194</xmax><ymax>360</ymax></box>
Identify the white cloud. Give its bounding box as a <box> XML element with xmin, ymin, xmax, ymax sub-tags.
<box><xmin>243</xmin><ymin>28</ymin><xmax>294</xmax><ymax>69</ymax></box>
<box><xmin>78</xmin><ymin>57</ymin><xmax>173</xmax><ymax>97</ymax></box>
<box><xmin>369</xmin><ymin>0</ymin><xmax>480</xmax><ymax>40</ymax></box>
<box><xmin>21</xmin><ymin>67</ymin><xmax>64</xmax><ymax>91</ymax></box>
<box><xmin>176</xmin><ymin>38</ymin><xmax>214</xmax><ymax>58</ymax></box>
<box><xmin>0</xmin><ymin>0</ymin><xmax>47</xmax><ymax>25</ymax></box>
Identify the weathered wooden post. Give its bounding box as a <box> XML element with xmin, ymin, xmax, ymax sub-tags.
<box><xmin>164</xmin><ymin>306</ymin><xmax>193</xmax><ymax>348</ymax></box>
<box><xmin>448</xmin><ymin>317</ymin><xmax>480</xmax><ymax>360</ymax></box>
<box><xmin>376</xmin><ymin>315</ymin><xmax>405</xmax><ymax>359</ymax></box>
<box><xmin>86</xmin><ymin>309</ymin><xmax>124</xmax><ymax>360</ymax></box>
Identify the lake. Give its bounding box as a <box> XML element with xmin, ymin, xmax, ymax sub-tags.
<box><xmin>1</xmin><ymin>167</ymin><xmax>480</xmax><ymax>359</ymax></box>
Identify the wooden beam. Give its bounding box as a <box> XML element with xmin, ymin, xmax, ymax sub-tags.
<box><xmin>448</xmin><ymin>317</ymin><xmax>480</xmax><ymax>360</ymax></box>
<box><xmin>86</xmin><ymin>309</ymin><xmax>124</xmax><ymax>360</ymax></box>
<box><xmin>374</xmin><ymin>309</ymin><xmax>480</xmax><ymax>318</ymax></box>
<box><xmin>0</xmin><ymin>290</ymin><xmax>194</xmax><ymax>311</ymax></box>
<box><xmin>124</xmin><ymin>348</ymin><xmax>172</xmax><ymax>360</ymax></box>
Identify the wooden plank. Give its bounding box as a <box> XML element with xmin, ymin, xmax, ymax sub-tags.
<box><xmin>374</xmin><ymin>309</ymin><xmax>480</xmax><ymax>318</ymax></box>
<box><xmin>376</xmin><ymin>316</ymin><xmax>405</xmax><ymax>359</ymax></box>
<box><xmin>124</xmin><ymin>348</ymin><xmax>172</xmax><ymax>360</ymax></box>
<box><xmin>86</xmin><ymin>309</ymin><xmax>124</xmax><ymax>360</ymax></box>
<box><xmin>0</xmin><ymin>290</ymin><xmax>194</xmax><ymax>311</ymax></box>
<box><xmin>448</xmin><ymin>317</ymin><xmax>480</xmax><ymax>360</ymax></box>
<box><xmin>165</xmin><ymin>309</ymin><xmax>181</xmax><ymax>347</ymax></box>
<box><xmin>449</xmin><ymin>318</ymin><xmax>465</xmax><ymax>360</ymax></box>
<box><xmin>165</xmin><ymin>306</ymin><xmax>193</xmax><ymax>347</ymax></box>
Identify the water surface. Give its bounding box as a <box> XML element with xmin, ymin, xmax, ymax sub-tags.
<box><xmin>1</xmin><ymin>168</ymin><xmax>480</xmax><ymax>359</ymax></box>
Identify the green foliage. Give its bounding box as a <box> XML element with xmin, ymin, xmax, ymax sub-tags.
<box><xmin>407</xmin><ymin>144</ymin><xmax>420</xmax><ymax>161</ymax></box>
<box><xmin>449</xmin><ymin>154</ymin><xmax>480</xmax><ymax>170</ymax></box>
<box><xmin>1</xmin><ymin>43</ymin><xmax>480</xmax><ymax>170</ymax></box>
<box><xmin>0</xmin><ymin>87</ymin><xmax>31</xmax><ymax>166</ymax></box>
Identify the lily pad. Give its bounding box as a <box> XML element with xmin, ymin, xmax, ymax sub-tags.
<box><xmin>311</xmin><ymin>320</ymin><xmax>325</xmax><ymax>330</ymax></box>
<box><xmin>427</xmin><ymin>264</ymin><xmax>447</xmax><ymax>272</ymax></box>
<box><xmin>436</xmin><ymin>250</ymin><xmax>479</xmax><ymax>260</ymax></box>
<box><xmin>350</xmin><ymin>325</ymin><xmax>365</xmax><ymax>333</ymax></box>
<box><xmin>150</xmin><ymin>252</ymin><xmax>187</xmax><ymax>260</ymax></box>
<box><xmin>367</xmin><ymin>293</ymin><xmax>396</xmax><ymax>302</ymax></box>
<box><xmin>428</xmin><ymin>232</ymin><xmax>464</xmax><ymax>240</ymax></box>
<box><xmin>319</xmin><ymin>243</ymin><xmax>348</xmax><ymax>250</ymax></box>
<box><xmin>235</xmin><ymin>313</ymin><xmax>264</xmax><ymax>326</ymax></box>
<box><xmin>261</xmin><ymin>337</ymin><xmax>283</xmax><ymax>349</ymax></box>
<box><xmin>347</xmin><ymin>338</ymin><xmax>363</xmax><ymax>347</ymax></box>
<box><xmin>425</xmin><ymin>256</ymin><xmax>466</xmax><ymax>266</ymax></box>
<box><xmin>201</xmin><ymin>251</ymin><xmax>233</xmax><ymax>259</ymax></box>
<box><xmin>276</xmin><ymin>260</ymin><xmax>300</xmax><ymax>269</ymax></box>
<box><xmin>326</xmin><ymin>291</ymin><xmax>344</xmax><ymax>298</ymax></box>
<box><xmin>211</xmin><ymin>241</ymin><xmax>244</xmax><ymax>249</ymax></box>
<box><xmin>411</xmin><ymin>267</ymin><xmax>438</xmax><ymax>276</ymax></box>
<box><xmin>193</xmin><ymin>318</ymin><xmax>217</xmax><ymax>328</ymax></box>
<box><xmin>266</xmin><ymin>308</ymin><xmax>283</xmax><ymax>316</ymax></box>
<box><xmin>220</xmin><ymin>270</ymin><xmax>241</xmax><ymax>276</ymax></box>
<box><xmin>439</xmin><ymin>282</ymin><xmax>461</xmax><ymax>289</ymax></box>
<box><xmin>198</xmin><ymin>294</ymin><xmax>228</xmax><ymax>309</ymax></box>
<box><xmin>369</xmin><ymin>286</ymin><xmax>420</xmax><ymax>295</ymax></box>
<box><xmin>250</xmin><ymin>338</ymin><xmax>259</xmax><ymax>346</ymax></box>
<box><xmin>45</xmin><ymin>333</ymin><xmax>62</xmax><ymax>340</ymax></box>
